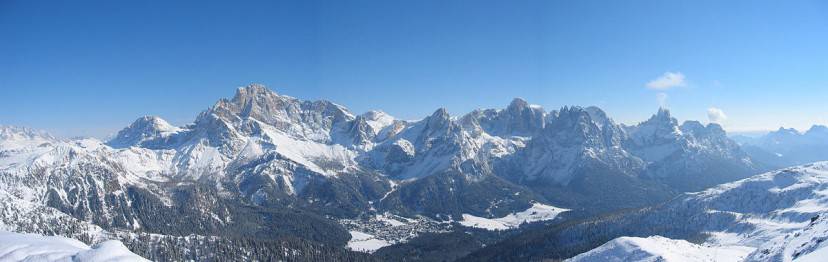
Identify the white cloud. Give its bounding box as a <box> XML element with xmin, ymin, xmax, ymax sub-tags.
<box><xmin>646</xmin><ymin>72</ymin><xmax>686</xmax><ymax>90</ymax></box>
<box><xmin>656</xmin><ymin>93</ymin><xmax>669</xmax><ymax>108</ymax></box>
<box><xmin>707</xmin><ymin>107</ymin><xmax>727</xmax><ymax>123</ymax></box>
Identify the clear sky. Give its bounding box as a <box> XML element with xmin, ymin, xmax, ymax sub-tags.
<box><xmin>2</xmin><ymin>0</ymin><xmax>828</xmax><ymax>138</ymax></box>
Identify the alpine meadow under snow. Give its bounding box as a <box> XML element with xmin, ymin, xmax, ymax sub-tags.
<box><xmin>2</xmin><ymin>84</ymin><xmax>828</xmax><ymax>261</ymax></box>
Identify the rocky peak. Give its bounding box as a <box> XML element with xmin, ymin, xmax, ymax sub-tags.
<box><xmin>336</xmin><ymin>115</ymin><xmax>375</xmax><ymax>147</ymax></box>
<box><xmin>545</xmin><ymin>106</ymin><xmax>603</xmax><ymax>145</ymax></box>
<box><xmin>425</xmin><ymin>108</ymin><xmax>452</xmax><ymax>132</ymax></box>
<box><xmin>654</xmin><ymin>107</ymin><xmax>672</xmax><ymax>120</ymax></box>
<box><xmin>583</xmin><ymin>107</ymin><xmax>613</xmax><ymax>128</ymax></box>
<box><xmin>468</xmin><ymin>98</ymin><xmax>545</xmax><ymax>137</ymax></box>
<box><xmin>199</xmin><ymin>84</ymin><xmax>355</xmax><ymax>142</ymax></box>
<box><xmin>107</xmin><ymin>116</ymin><xmax>180</xmax><ymax>148</ymax></box>
<box><xmin>680</xmin><ymin>121</ymin><xmax>727</xmax><ymax>140</ymax></box>
<box><xmin>507</xmin><ymin>97</ymin><xmax>530</xmax><ymax>112</ymax></box>
<box><xmin>629</xmin><ymin>108</ymin><xmax>682</xmax><ymax>144</ymax></box>
<box><xmin>504</xmin><ymin>98</ymin><xmax>545</xmax><ymax>136</ymax></box>
<box><xmin>232</xmin><ymin>83</ymin><xmax>272</xmax><ymax>101</ymax></box>
<box><xmin>516</xmin><ymin>106</ymin><xmax>643</xmax><ymax>185</ymax></box>
<box><xmin>679</xmin><ymin>120</ymin><xmax>705</xmax><ymax>134</ymax></box>
<box><xmin>645</xmin><ymin>107</ymin><xmax>678</xmax><ymax>126</ymax></box>
<box><xmin>706</xmin><ymin>123</ymin><xmax>726</xmax><ymax>135</ymax></box>
<box><xmin>220</xmin><ymin>84</ymin><xmax>298</xmax><ymax>122</ymax></box>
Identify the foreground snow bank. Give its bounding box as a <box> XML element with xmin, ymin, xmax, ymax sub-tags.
<box><xmin>0</xmin><ymin>231</ymin><xmax>148</xmax><ymax>262</ymax></box>
<box><xmin>567</xmin><ymin>236</ymin><xmax>753</xmax><ymax>262</ymax></box>
<box><xmin>459</xmin><ymin>203</ymin><xmax>569</xmax><ymax>230</ymax></box>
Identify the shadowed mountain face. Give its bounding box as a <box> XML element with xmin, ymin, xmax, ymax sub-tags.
<box><xmin>0</xmin><ymin>84</ymin><xmax>766</xmax><ymax>260</ymax></box>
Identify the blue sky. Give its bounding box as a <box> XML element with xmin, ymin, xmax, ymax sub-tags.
<box><xmin>2</xmin><ymin>0</ymin><xmax>828</xmax><ymax>138</ymax></box>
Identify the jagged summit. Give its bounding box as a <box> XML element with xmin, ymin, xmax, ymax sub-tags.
<box><xmin>415</xmin><ymin>108</ymin><xmax>455</xmax><ymax>139</ymax></box>
<box><xmin>233</xmin><ymin>83</ymin><xmax>272</xmax><ymax>99</ymax></box>
<box><xmin>222</xmin><ymin>84</ymin><xmax>353</xmax><ymax>119</ymax></box>
<box><xmin>507</xmin><ymin>97</ymin><xmax>530</xmax><ymax>111</ymax></box>
<box><xmin>648</xmin><ymin>107</ymin><xmax>675</xmax><ymax>124</ymax></box>
<box><xmin>628</xmin><ymin>108</ymin><xmax>682</xmax><ymax>146</ymax></box>
<box><xmin>0</xmin><ymin>83</ymin><xmax>788</xmax><ymax>261</ymax></box>
<box><xmin>465</xmin><ymin>98</ymin><xmax>546</xmax><ymax>137</ymax></box>
<box><xmin>431</xmin><ymin>107</ymin><xmax>450</xmax><ymax>118</ymax></box>
<box><xmin>96</xmin><ymin>86</ymin><xmax>757</xmax><ymax>193</ymax></box>
<box><xmin>202</xmin><ymin>84</ymin><xmax>356</xmax><ymax>142</ymax></box>
<box><xmin>426</xmin><ymin>108</ymin><xmax>451</xmax><ymax>126</ymax></box>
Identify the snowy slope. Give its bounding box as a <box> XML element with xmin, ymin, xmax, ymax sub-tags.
<box><xmin>794</xmin><ymin>245</ymin><xmax>828</xmax><ymax>262</ymax></box>
<box><xmin>0</xmin><ymin>231</ymin><xmax>147</xmax><ymax>262</ymax></box>
<box><xmin>567</xmin><ymin>236</ymin><xmax>752</xmax><ymax>262</ymax></box>
<box><xmin>347</xmin><ymin>231</ymin><xmax>391</xmax><ymax>253</ymax></box>
<box><xmin>746</xmin><ymin>212</ymin><xmax>828</xmax><ymax>261</ymax></box>
<box><xmin>459</xmin><ymin>203</ymin><xmax>569</xmax><ymax>230</ymax></box>
<box><xmin>569</xmin><ymin>162</ymin><xmax>828</xmax><ymax>262</ymax></box>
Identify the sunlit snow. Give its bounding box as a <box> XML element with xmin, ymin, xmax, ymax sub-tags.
<box><xmin>347</xmin><ymin>231</ymin><xmax>391</xmax><ymax>253</ymax></box>
<box><xmin>459</xmin><ymin>203</ymin><xmax>569</xmax><ymax>230</ymax></box>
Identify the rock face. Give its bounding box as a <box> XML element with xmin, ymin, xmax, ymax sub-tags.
<box><xmin>516</xmin><ymin>106</ymin><xmax>641</xmax><ymax>185</ymax></box>
<box><xmin>469</xmin><ymin>98</ymin><xmax>546</xmax><ymax>137</ymax></box>
<box><xmin>0</xmin><ymin>84</ymin><xmax>766</xmax><ymax>260</ymax></box>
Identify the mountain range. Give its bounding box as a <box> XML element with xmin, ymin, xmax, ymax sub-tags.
<box><xmin>734</xmin><ymin>126</ymin><xmax>828</xmax><ymax>169</ymax></box>
<box><xmin>0</xmin><ymin>84</ymin><xmax>812</xmax><ymax>261</ymax></box>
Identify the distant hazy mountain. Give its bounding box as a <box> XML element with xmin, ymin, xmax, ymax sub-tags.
<box><xmin>0</xmin><ymin>84</ymin><xmax>766</xmax><ymax>260</ymax></box>
<box><xmin>735</xmin><ymin>126</ymin><xmax>828</xmax><ymax>168</ymax></box>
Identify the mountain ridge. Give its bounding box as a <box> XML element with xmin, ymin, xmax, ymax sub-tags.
<box><xmin>0</xmin><ymin>84</ymin><xmax>769</xmax><ymax>261</ymax></box>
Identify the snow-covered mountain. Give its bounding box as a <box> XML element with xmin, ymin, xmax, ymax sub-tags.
<box><xmin>746</xmin><ymin>212</ymin><xmax>828</xmax><ymax>261</ymax></box>
<box><xmin>0</xmin><ymin>84</ymin><xmax>767</xmax><ymax>260</ymax></box>
<box><xmin>626</xmin><ymin>109</ymin><xmax>759</xmax><ymax>192</ymax></box>
<box><xmin>518</xmin><ymin>162</ymin><xmax>828</xmax><ymax>262</ymax></box>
